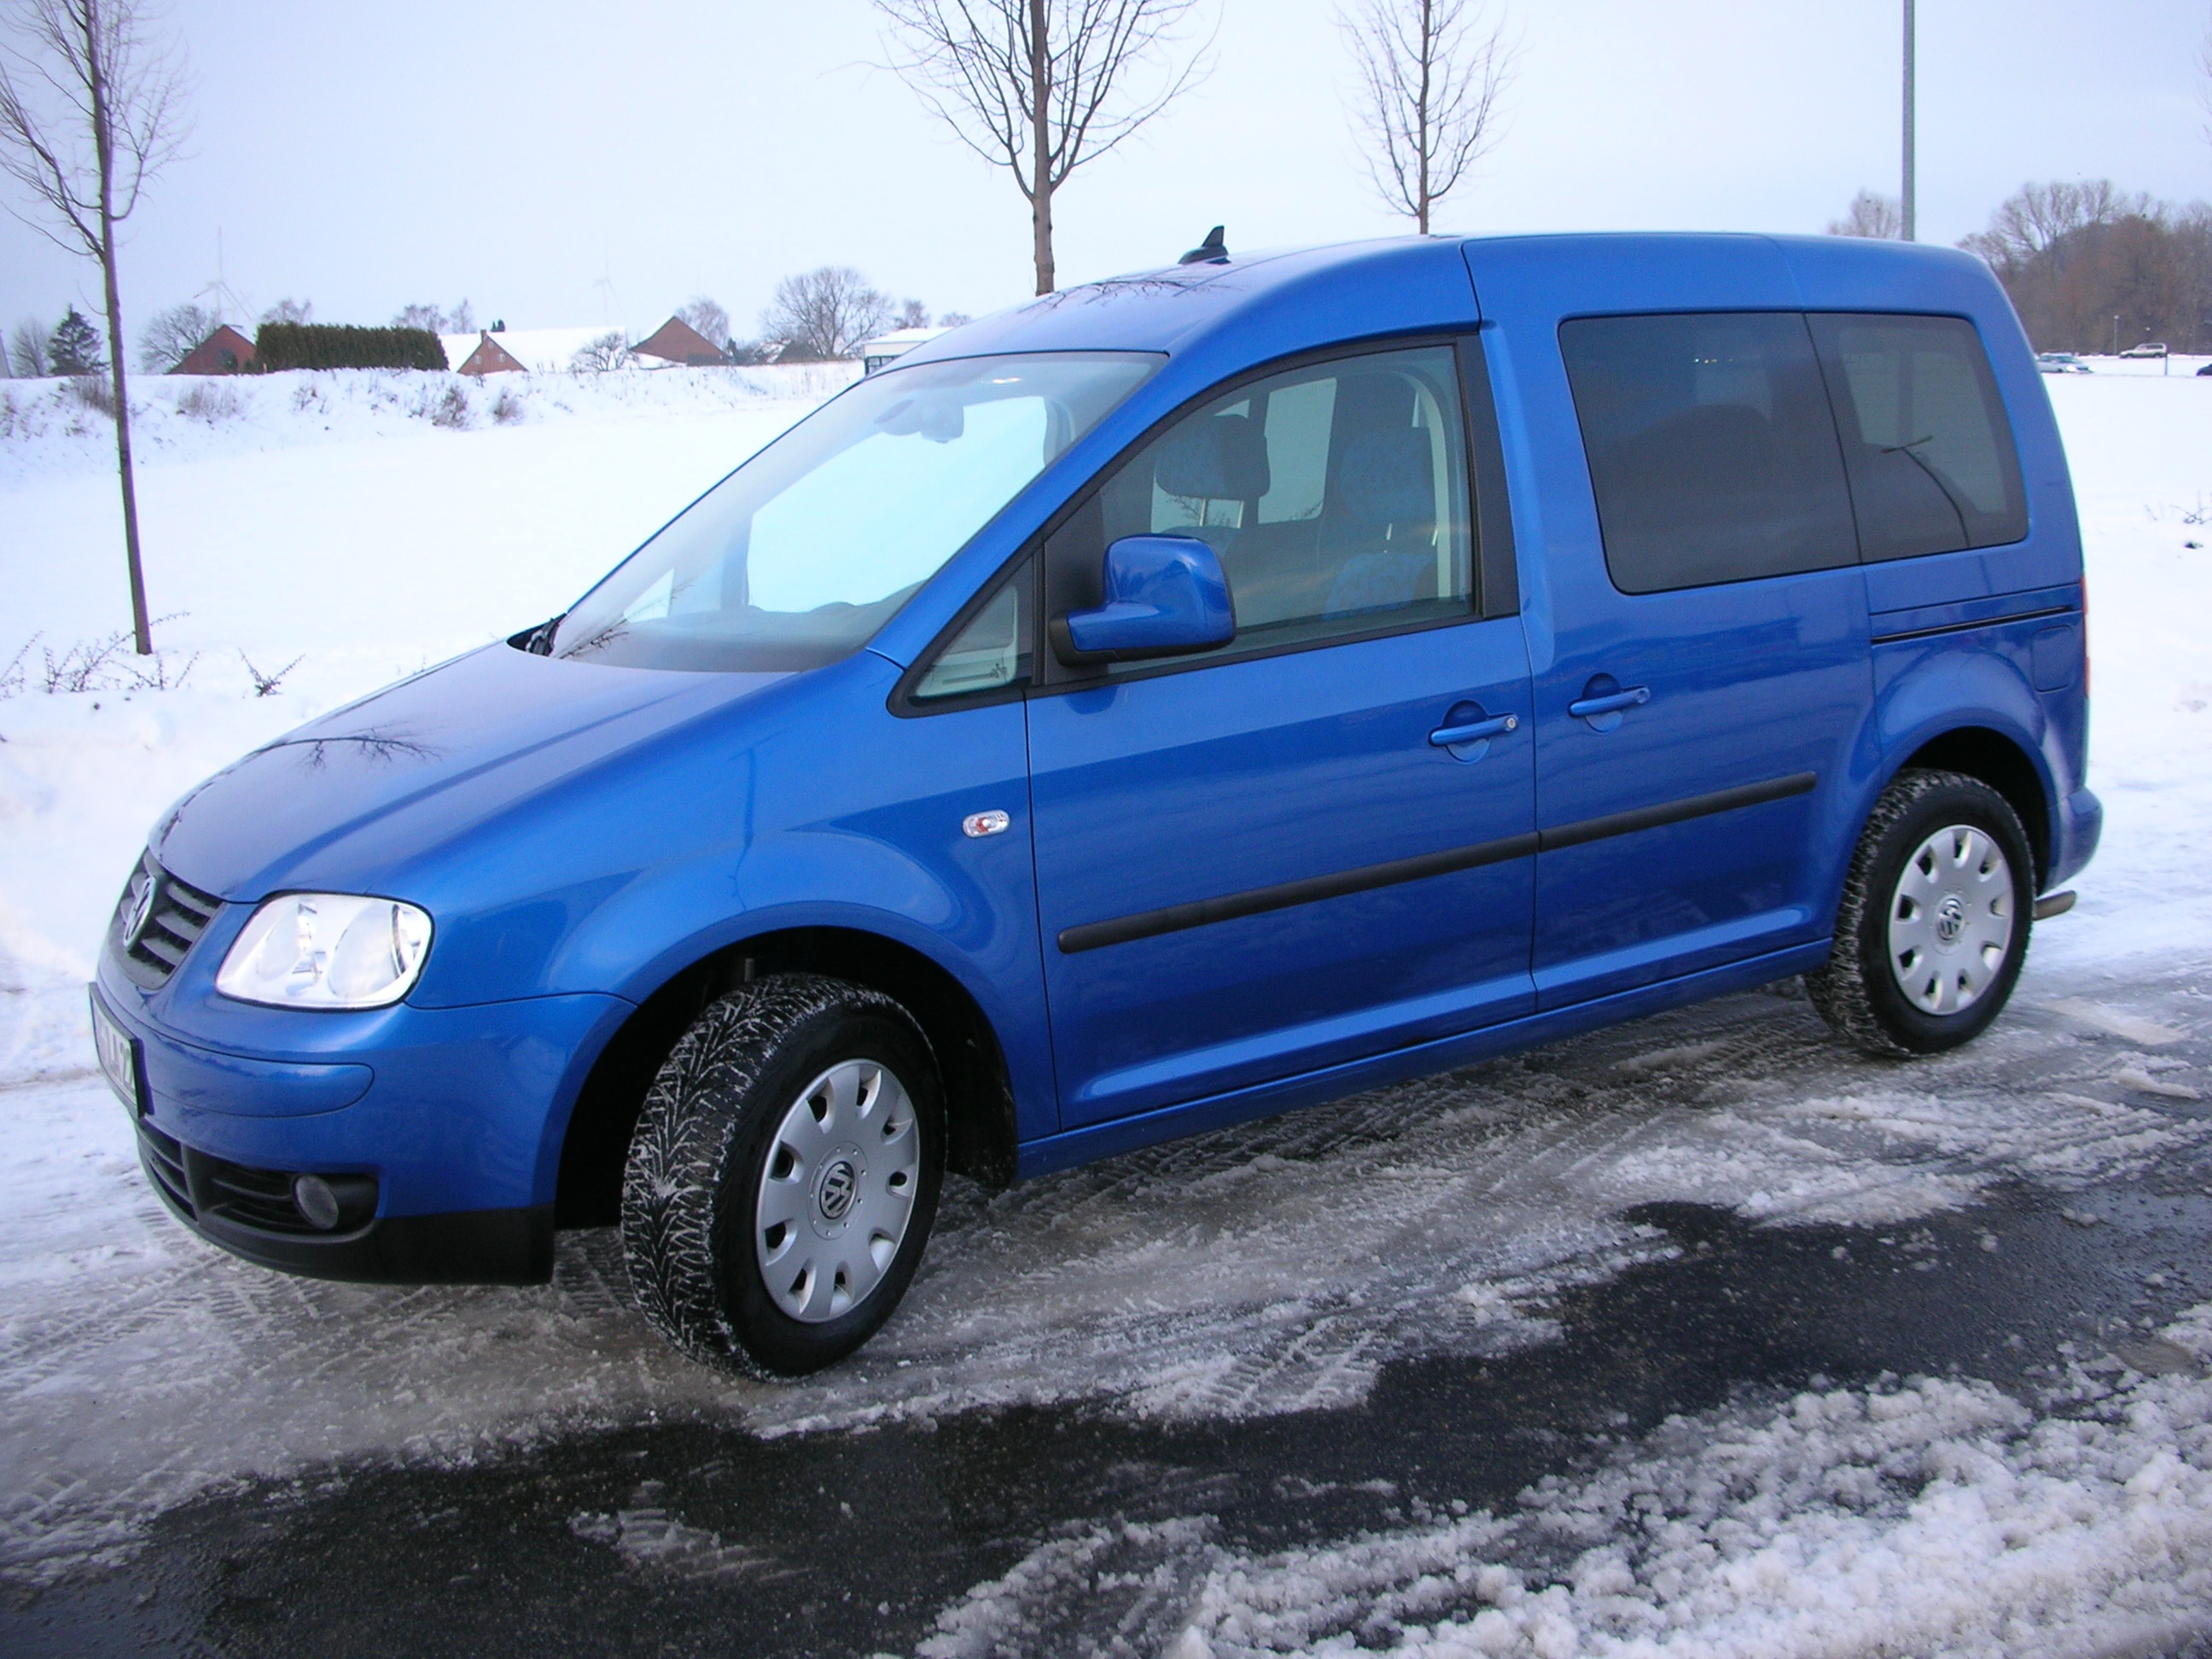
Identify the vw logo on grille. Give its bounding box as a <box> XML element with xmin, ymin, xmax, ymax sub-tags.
<box><xmin>120</xmin><ymin>874</ymin><xmax>156</xmax><ymax>948</ymax></box>
<box><xmin>818</xmin><ymin>1160</ymin><xmax>859</xmax><ymax>1221</ymax></box>
<box><xmin>1935</xmin><ymin>894</ymin><xmax>1967</xmax><ymax>946</ymax></box>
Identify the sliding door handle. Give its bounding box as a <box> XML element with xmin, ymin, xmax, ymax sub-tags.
<box><xmin>1568</xmin><ymin>685</ymin><xmax>1650</xmax><ymax>719</ymax></box>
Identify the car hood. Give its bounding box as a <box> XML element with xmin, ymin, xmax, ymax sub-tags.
<box><xmin>155</xmin><ymin>642</ymin><xmax>789</xmax><ymax>900</ymax></box>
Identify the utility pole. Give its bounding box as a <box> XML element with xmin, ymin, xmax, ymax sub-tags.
<box><xmin>1901</xmin><ymin>0</ymin><xmax>1917</xmax><ymax>241</ymax></box>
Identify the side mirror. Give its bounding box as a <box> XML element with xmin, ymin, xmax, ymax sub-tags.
<box><xmin>1052</xmin><ymin>535</ymin><xmax>1236</xmax><ymax>664</ymax></box>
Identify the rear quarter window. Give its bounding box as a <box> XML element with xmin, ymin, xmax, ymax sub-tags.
<box><xmin>1559</xmin><ymin>312</ymin><xmax>1859</xmax><ymax>594</ymax></box>
<box><xmin>1809</xmin><ymin>313</ymin><xmax>2029</xmax><ymax>561</ymax></box>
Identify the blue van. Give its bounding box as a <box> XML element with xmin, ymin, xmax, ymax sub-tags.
<box><xmin>90</xmin><ymin>233</ymin><xmax>2098</xmax><ymax>1375</ymax></box>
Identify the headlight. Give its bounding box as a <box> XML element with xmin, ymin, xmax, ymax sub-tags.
<box><xmin>215</xmin><ymin>894</ymin><xmax>433</xmax><ymax>1009</ymax></box>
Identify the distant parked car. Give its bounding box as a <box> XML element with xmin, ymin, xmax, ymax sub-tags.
<box><xmin>2036</xmin><ymin>352</ymin><xmax>2091</xmax><ymax>374</ymax></box>
<box><xmin>2119</xmin><ymin>341</ymin><xmax>2168</xmax><ymax>358</ymax></box>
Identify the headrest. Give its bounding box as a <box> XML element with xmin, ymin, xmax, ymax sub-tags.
<box><xmin>1333</xmin><ymin>429</ymin><xmax>1433</xmax><ymax>524</ymax></box>
<box><xmin>1155</xmin><ymin>413</ymin><xmax>1270</xmax><ymax>502</ymax></box>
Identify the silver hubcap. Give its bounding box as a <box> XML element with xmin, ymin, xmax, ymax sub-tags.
<box><xmin>754</xmin><ymin>1059</ymin><xmax>919</xmax><ymax>1323</ymax></box>
<box><xmin>1887</xmin><ymin>824</ymin><xmax>2015</xmax><ymax>1016</ymax></box>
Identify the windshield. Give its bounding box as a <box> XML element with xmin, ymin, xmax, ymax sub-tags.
<box><xmin>549</xmin><ymin>352</ymin><xmax>1160</xmax><ymax>672</ymax></box>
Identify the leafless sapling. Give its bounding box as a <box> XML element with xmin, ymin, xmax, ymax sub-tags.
<box><xmin>1340</xmin><ymin>0</ymin><xmax>1516</xmax><ymax>235</ymax></box>
<box><xmin>873</xmin><ymin>0</ymin><xmax>1212</xmax><ymax>295</ymax></box>
<box><xmin>0</xmin><ymin>0</ymin><xmax>189</xmax><ymax>654</ymax></box>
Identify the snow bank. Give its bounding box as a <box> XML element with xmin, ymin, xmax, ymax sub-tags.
<box><xmin>925</xmin><ymin>1305</ymin><xmax>2212</xmax><ymax>1658</ymax></box>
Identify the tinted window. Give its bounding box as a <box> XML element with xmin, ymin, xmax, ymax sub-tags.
<box><xmin>1810</xmin><ymin>313</ymin><xmax>2028</xmax><ymax>561</ymax></box>
<box><xmin>1560</xmin><ymin>312</ymin><xmax>1858</xmax><ymax>593</ymax></box>
<box><xmin>911</xmin><ymin>560</ymin><xmax>1031</xmax><ymax>702</ymax></box>
<box><xmin>1045</xmin><ymin>345</ymin><xmax>1474</xmax><ymax>670</ymax></box>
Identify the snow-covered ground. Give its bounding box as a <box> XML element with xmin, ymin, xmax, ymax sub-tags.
<box><xmin>3</xmin><ymin>364</ymin><xmax>2210</xmax><ymax>1656</ymax></box>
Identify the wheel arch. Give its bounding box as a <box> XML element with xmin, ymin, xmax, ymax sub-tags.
<box><xmin>1892</xmin><ymin>725</ymin><xmax>2052</xmax><ymax>887</ymax></box>
<box><xmin>553</xmin><ymin>925</ymin><xmax>1019</xmax><ymax>1228</ymax></box>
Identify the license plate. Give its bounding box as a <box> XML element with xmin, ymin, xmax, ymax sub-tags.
<box><xmin>90</xmin><ymin>992</ymin><xmax>140</xmax><ymax>1114</ymax></box>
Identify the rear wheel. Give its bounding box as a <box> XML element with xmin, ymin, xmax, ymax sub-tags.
<box><xmin>620</xmin><ymin>974</ymin><xmax>943</xmax><ymax>1377</ymax></box>
<box><xmin>1807</xmin><ymin>768</ymin><xmax>2034</xmax><ymax>1057</ymax></box>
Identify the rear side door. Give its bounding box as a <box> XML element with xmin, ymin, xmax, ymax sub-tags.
<box><xmin>1528</xmin><ymin>310</ymin><xmax>1872</xmax><ymax>1006</ymax></box>
<box><xmin>1025</xmin><ymin>341</ymin><xmax>1536</xmax><ymax>1127</ymax></box>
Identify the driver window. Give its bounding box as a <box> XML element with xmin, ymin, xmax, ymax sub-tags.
<box><xmin>1045</xmin><ymin>344</ymin><xmax>1476</xmax><ymax>672</ymax></box>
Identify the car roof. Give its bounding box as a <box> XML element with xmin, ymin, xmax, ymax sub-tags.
<box><xmin>897</xmin><ymin>231</ymin><xmax>2007</xmax><ymax>370</ymax></box>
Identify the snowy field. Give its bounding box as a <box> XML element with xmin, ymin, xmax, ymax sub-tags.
<box><xmin>3</xmin><ymin>360</ymin><xmax>2211</xmax><ymax>1655</ymax></box>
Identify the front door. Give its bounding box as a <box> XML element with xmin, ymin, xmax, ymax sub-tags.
<box><xmin>1529</xmin><ymin>310</ymin><xmax>1872</xmax><ymax>1006</ymax></box>
<box><xmin>1027</xmin><ymin>342</ymin><xmax>1537</xmax><ymax>1127</ymax></box>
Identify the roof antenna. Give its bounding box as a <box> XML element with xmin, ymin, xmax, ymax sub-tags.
<box><xmin>1178</xmin><ymin>225</ymin><xmax>1229</xmax><ymax>265</ymax></box>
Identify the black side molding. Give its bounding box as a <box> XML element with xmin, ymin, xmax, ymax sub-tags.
<box><xmin>1057</xmin><ymin>771</ymin><xmax>1819</xmax><ymax>953</ymax></box>
<box><xmin>1534</xmin><ymin>771</ymin><xmax>1817</xmax><ymax>853</ymax></box>
<box><xmin>1057</xmin><ymin>831</ymin><xmax>1543</xmax><ymax>953</ymax></box>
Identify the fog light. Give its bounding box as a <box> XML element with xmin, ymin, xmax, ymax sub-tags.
<box><xmin>293</xmin><ymin>1173</ymin><xmax>341</xmax><ymax>1231</ymax></box>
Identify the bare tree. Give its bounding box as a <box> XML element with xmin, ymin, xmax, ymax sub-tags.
<box><xmin>0</xmin><ymin>0</ymin><xmax>189</xmax><ymax>655</ymax></box>
<box><xmin>449</xmin><ymin>296</ymin><xmax>473</xmax><ymax>334</ymax></box>
<box><xmin>392</xmin><ymin>300</ymin><xmax>445</xmax><ymax>332</ymax></box>
<box><xmin>874</xmin><ymin>0</ymin><xmax>1211</xmax><ymax>294</ymax></box>
<box><xmin>136</xmin><ymin>297</ymin><xmax>211</xmax><ymax>370</ymax></box>
<box><xmin>568</xmin><ymin>330</ymin><xmax>634</xmax><ymax>374</ymax></box>
<box><xmin>9</xmin><ymin>315</ymin><xmax>47</xmax><ymax>375</ymax></box>
<box><xmin>1959</xmin><ymin>180</ymin><xmax>2147</xmax><ymax>268</ymax></box>
<box><xmin>1826</xmin><ymin>189</ymin><xmax>1902</xmax><ymax>239</ymax></box>
<box><xmin>760</xmin><ymin>266</ymin><xmax>894</xmax><ymax>359</ymax></box>
<box><xmin>895</xmin><ymin>296</ymin><xmax>930</xmax><ymax>329</ymax></box>
<box><xmin>1340</xmin><ymin>0</ymin><xmax>1516</xmax><ymax>234</ymax></box>
<box><xmin>259</xmin><ymin>294</ymin><xmax>310</xmax><ymax>325</ymax></box>
<box><xmin>677</xmin><ymin>294</ymin><xmax>730</xmax><ymax>346</ymax></box>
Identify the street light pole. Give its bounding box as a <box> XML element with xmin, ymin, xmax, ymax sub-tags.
<box><xmin>1901</xmin><ymin>0</ymin><xmax>1917</xmax><ymax>241</ymax></box>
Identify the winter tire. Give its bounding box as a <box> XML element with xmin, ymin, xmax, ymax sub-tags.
<box><xmin>620</xmin><ymin>974</ymin><xmax>943</xmax><ymax>1377</ymax></box>
<box><xmin>1807</xmin><ymin>768</ymin><xmax>2034</xmax><ymax>1057</ymax></box>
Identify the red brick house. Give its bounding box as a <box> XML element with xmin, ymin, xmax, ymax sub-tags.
<box><xmin>455</xmin><ymin>331</ymin><xmax>527</xmax><ymax>376</ymax></box>
<box><xmin>171</xmin><ymin>324</ymin><xmax>255</xmax><ymax>375</ymax></box>
<box><xmin>632</xmin><ymin>316</ymin><xmax>726</xmax><ymax>367</ymax></box>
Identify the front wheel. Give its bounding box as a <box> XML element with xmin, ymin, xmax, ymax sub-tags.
<box><xmin>1807</xmin><ymin>768</ymin><xmax>2034</xmax><ymax>1057</ymax></box>
<box><xmin>620</xmin><ymin>974</ymin><xmax>944</xmax><ymax>1377</ymax></box>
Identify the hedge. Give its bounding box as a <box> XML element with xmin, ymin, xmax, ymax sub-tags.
<box><xmin>253</xmin><ymin>323</ymin><xmax>449</xmax><ymax>372</ymax></box>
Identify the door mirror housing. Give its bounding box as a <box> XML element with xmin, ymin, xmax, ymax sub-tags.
<box><xmin>1052</xmin><ymin>535</ymin><xmax>1236</xmax><ymax>664</ymax></box>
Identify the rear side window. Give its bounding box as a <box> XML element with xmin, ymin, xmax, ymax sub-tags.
<box><xmin>1810</xmin><ymin>313</ymin><xmax>2028</xmax><ymax>561</ymax></box>
<box><xmin>1559</xmin><ymin>312</ymin><xmax>1858</xmax><ymax>593</ymax></box>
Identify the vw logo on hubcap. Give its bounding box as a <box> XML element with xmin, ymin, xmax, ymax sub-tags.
<box><xmin>818</xmin><ymin>1160</ymin><xmax>859</xmax><ymax>1221</ymax></box>
<box><xmin>1935</xmin><ymin>894</ymin><xmax>1967</xmax><ymax>946</ymax></box>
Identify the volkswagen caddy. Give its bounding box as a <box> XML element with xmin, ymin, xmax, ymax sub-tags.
<box><xmin>91</xmin><ymin>233</ymin><xmax>2098</xmax><ymax>1375</ymax></box>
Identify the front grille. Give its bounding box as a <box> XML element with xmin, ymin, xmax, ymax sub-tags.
<box><xmin>134</xmin><ymin>1121</ymin><xmax>377</xmax><ymax>1238</ymax></box>
<box><xmin>112</xmin><ymin>853</ymin><xmax>222</xmax><ymax>989</ymax></box>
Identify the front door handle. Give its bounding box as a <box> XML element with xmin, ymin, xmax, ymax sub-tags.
<box><xmin>1568</xmin><ymin>686</ymin><xmax>1651</xmax><ymax>719</ymax></box>
<box><xmin>1429</xmin><ymin>713</ymin><xmax>1518</xmax><ymax>747</ymax></box>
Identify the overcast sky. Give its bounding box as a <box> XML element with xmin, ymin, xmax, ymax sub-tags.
<box><xmin>4</xmin><ymin>0</ymin><xmax>2208</xmax><ymax>348</ymax></box>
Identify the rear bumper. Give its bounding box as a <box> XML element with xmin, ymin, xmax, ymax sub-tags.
<box><xmin>2050</xmin><ymin>785</ymin><xmax>2102</xmax><ymax>890</ymax></box>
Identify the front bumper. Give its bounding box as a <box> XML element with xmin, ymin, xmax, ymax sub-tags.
<box><xmin>133</xmin><ymin>1110</ymin><xmax>552</xmax><ymax>1282</ymax></box>
<box><xmin>95</xmin><ymin>958</ymin><xmax>631</xmax><ymax>1286</ymax></box>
